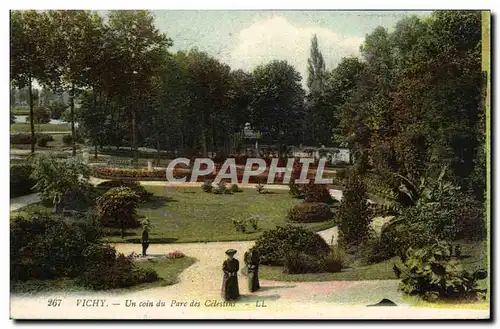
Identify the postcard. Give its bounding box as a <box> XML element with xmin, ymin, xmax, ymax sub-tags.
<box><xmin>9</xmin><ymin>9</ymin><xmax>490</xmax><ymax>320</ymax></box>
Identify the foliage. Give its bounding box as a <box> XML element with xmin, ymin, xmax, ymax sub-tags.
<box><xmin>282</xmin><ymin>250</ymin><xmax>324</xmax><ymax>274</ymax></box>
<box><xmin>213</xmin><ymin>181</ymin><xmax>232</xmax><ymax>194</ymax></box>
<box><xmin>230</xmin><ymin>184</ymin><xmax>242</xmax><ymax>193</ymax></box>
<box><xmin>394</xmin><ymin>241</ymin><xmax>487</xmax><ymax>301</ymax></box>
<box><xmin>287</xmin><ymin>202</ymin><xmax>333</xmax><ymax>223</ymax></box>
<box><xmin>96</xmin><ymin>180</ymin><xmax>153</xmax><ymax>203</ymax></box>
<box><xmin>27</xmin><ymin>106</ymin><xmax>51</xmax><ymax>124</ymax></box>
<box><xmin>303</xmin><ymin>182</ymin><xmax>335</xmax><ymax>204</ymax></box>
<box><xmin>48</xmin><ymin>100</ymin><xmax>67</xmax><ymax>119</ymax></box>
<box><xmin>254</xmin><ymin>225</ymin><xmax>330</xmax><ymax>266</ymax></box>
<box><xmin>95</xmin><ymin>187</ymin><xmax>141</xmax><ymax>238</ymax></box>
<box><xmin>10</xmin><ymin>213</ymin><xmax>100</xmax><ymax>281</ymax></box>
<box><xmin>36</xmin><ymin>133</ymin><xmax>54</xmax><ymax>147</ymax></box>
<box><xmin>77</xmin><ymin>245</ymin><xmax>158</xmax><ymax>290</ymax></box>
<box><xmin>166</xmin><ymin>250</ymin><xmax>185</xmax><ymax>259</ymax></box>
<box><xmin>30</xmin><ymin>154</ymin><xmax>92</xmax><ymax>212</ymax></box>
<box><xmin>92</xmin><ymin>166</ymin><xmax>172</xmax><ymax>179</ymax></box>
<box><xmin>232</xmin><ymin>219</ymin><xmax>247</xmax><ymax>233</ymax></box>
<box><xmin>255</xmin><ymin>182</ymin><xmax>265</xmax><ymax>194</ymax></box>
<box><xmin>11</xmin><ymin>132</ymin><xmax>36</xmax><ymax>145</ymax></box>
<box><xmin>337</xmin><ymin>174</ymin><xmax>371</xmax><ymax>247</ymax></box>
<box><xmin>201</xmin><ymin>180</ymin><xmax>213</xmax><ymax>193</ymax></box>
<box><xmin>323</xmin><ymin>247</ymin><xmax>346</xmax><ymax>273</ymax></box>
<box><xmin>10</xmin><ymin>163</ymin><xmax>36</xmax><ymax>198</ymax></box>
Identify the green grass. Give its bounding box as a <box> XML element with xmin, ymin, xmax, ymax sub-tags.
<box><xmin>10</xmin><ymin>123</ymin><xmax>71</xmax><ymax>133</ymax></box>
<box><xmin>259</xmin><ymin>240</ymin><xmax>488</xmax><ymax>283</ymax></box>
<box><xmin>11</xmin><ymin>256</ymin><xmax>196</xmax><ymax>294</ymax></box>
<box><xmin>106</xmin><ymin>186</ymin><xmax>335</xmax><ymax>243</ymax></box>
<box><xmin>11</xmin><ymin>106</ymin><xmax>30</xmax><ymax>115</ymax></box>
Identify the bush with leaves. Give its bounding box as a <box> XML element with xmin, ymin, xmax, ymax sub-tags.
<box><xmin>95</xmin><ymin>187</ymin><xmax>141</xmax><ymax>238</ymax></box>
<box><xmin>283</xmin><ymin>250</ymin><xmax>324</xmax><ymax>274</ymax></box>
<box><xmin>323</xmin><ymin>247</ymin><xmax>346</xmax><ymax>273</ymax></box>
<box><xmin>230</xmin><ymin>184</ymin><xmax>242</xmax><ymax>193</ymax></box>
<box><xmin>287</xmin><ymin>202</ymin><xmax>333</xmax><ymax>223</ymax></box>
<box><xmin>48</xmin><ymin>101</ymin><xmax>67</xmax><ymax>120</ymax></box>
<box><xmin>77</xmin><ymin>245</ymin><xmax>158</xmax><ymax>290</ymax></box>
<box><xmin>27</xmin><ymin>105</ymin><xmax>51</xmax><ymax>124</ymax></box>
<box><xmin>213</xmin><ymin>181</ymin><xmax>232</xmax><ymax>194</ymax></box>
<box><xmin>394</xmin><ymin>241</ymin><xmax>488</xmax><ymax>302</ymax></box>
<box><xmin>10</xmin><ymin>163</ymin><xmax>36</xmax><ymax>198</ymax></box>
<box><xmin>30</xmin><ymin>155</ymin><xmax>92</xmax><ymax>212</ymax></box>
<box><xmin>36</xmin><ymin>134</ymin><xmax>54</xmax><ymax>147</ymax></box>
<box><xmin>10</xmin><ymin>213</ymin><xmax>100</xmax><ymax>281</ymax></box>
<box><xmin>337</xmin><ymin>174</ymin><xmax>371</xmax><ymax>247</ymax></box>
<box><xmin>232</xmin><ymin>219</ymin><xmax>247</xmax><ymax>233</ymax></box>
<box><xmin>96</xmin><ymin>180</ymin><xmax>153</xmax><ymax>203</ymax></box>
<box><xmin>202</xmin><ymin>180</ymin><xmax>213</xmax><ymax>193</ymax></box>
<box><xmin>303</xmin><ymin>182</ymin><xmax>335</xmax><ymax>204</ymax></box>
<box><xmin>10</xmin><ymin>133</ymin><xmax>36</xmax><ymax>145</ymax></box>
<box><xmin>254</xmin><ymin>225</ymin><xmax>330</xmax><ymax>265</ymax></box>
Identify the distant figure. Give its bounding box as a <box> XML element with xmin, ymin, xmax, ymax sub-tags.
<box><xmin>222</xmin><ymin>249</ymin><xmax>240</xmax><ymax>301</ymax></box>
<box><xmin>141</xmin><ymin>227</ymin><xmax>150</xmax><ymax>257</ymax></box>
<box><xmin>244</xmin><ymin>248</ymin><xmax>261</xmax><ymax>292</ymax></box>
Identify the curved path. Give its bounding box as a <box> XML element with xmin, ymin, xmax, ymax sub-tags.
<box><xmin>9</xmin><ymin>180</ymin><xmax>489</xmax><ymax>319</ymax></box>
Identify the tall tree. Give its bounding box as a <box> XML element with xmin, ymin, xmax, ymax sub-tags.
<box><xmin>307</xmin><ymin>34</ymin><xmax>326</xmax><ymax>93</ymax></box>
<box><xmin>250</xmin><ymin>60</ymin><xmax>305</xmax><ymax>158</ymax></box>
<box><xmin>106</xmin><ymin>10</ymin><xmax>172</xmax><ymax>163</ymax></box>
<box><xmin>10</xmin><ymin>10</ymin><xmax>50</xmax><ymax>153</ymax></box>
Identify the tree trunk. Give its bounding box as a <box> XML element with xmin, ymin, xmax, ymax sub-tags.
<box><xmin>201</xmin><ymin>111</ymin><xmax>207</xmax><ymax>156</ymax></box>
<box><xmin>120</xmin><ymin>220</ymin><xmax>125</xmax><ymax>239</ymax></box>
<box><xmin>132</xmin><ymin>107</ymin><xmax>138</xmax><ymax>164</ymax></box>
<box><xmin>156</xmin><ymin>137</ymin><xmax>161</xmax><ymax>166</ymax></box>
<box><xmin>28</xmin><ymin>76</ymin><xmax>35</xmax><ymax>154</ymax></box>
<box><xmin>94</xmin><ymin>144</ymin><xmax>98</xmax><ymax>159</ymax></box>
<box><xmin>70</xmin><ymin>83</ymin><xmax>76</xmax><ymax>157</ymax></box>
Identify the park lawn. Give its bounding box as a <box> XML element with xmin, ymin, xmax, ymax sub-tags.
<box><xmin>259</xmin><ymin>240</ymin><xmax>488</xmax><ymax>283</ymax></box>
<box><xmin>11</xmin><ymin>256</ymin><xmax>196</xmax><ymax>294</ymax></box>
<box><xmin>10</xmin><ymin>122</ymin><xmax>71</xmax><ymax>133</ymax></box>
<box><xmin>106</xmin><ymin>186</ymin><xmax>335</xmax><ymax>243</ymax></box>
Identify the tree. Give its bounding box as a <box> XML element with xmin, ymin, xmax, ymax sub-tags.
<box><xmin>337</xmin><ymin>173</ymin><xmax>371</xmax><ymax>247</ymax></box>
<box><xmin>10</xmin><ymin>10</ymin><xmax>51</xmax><ymax>153</ymax></box>
<box><xmin>106</xmin><ymin>10</ymin><xmax>172</xmax><ymax>163</ymax></box>
<box><xmin>95</xmin><ymin>187</ymin><xmax>140</xmax><ymax>238</ymax></box>
<box><xmin>307</xmin><ymin>34</ymin><xmax>326</xmax><ymax>93</ymax></box>
<box><xmin>30</xmin><ymin>154</ymin><xmax>92</xmax><ymax>213</ymax></box>
<box><xmin>250</xmin><ymin>60</ymin><xmax>305</xmax><ymax>158</ymax></box>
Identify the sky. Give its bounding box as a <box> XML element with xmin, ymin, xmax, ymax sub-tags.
<box><xmin>151</xmin><ymin>10</ymin><xmax>431</xmax><ymax>86</ymax></box>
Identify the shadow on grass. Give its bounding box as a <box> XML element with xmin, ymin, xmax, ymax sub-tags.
<box><xmin>144</xmin><ymin>196</ymin><xmax>178</xmax><ymax>209</ymax></box>
<box><xmin>104</xmin><ymin>230</ymin><xmax>138</xmax><ymax>237</ymax></box>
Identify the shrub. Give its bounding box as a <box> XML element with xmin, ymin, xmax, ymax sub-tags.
<box><xmin>283</xmin><ymin>250</ymin><xmax>324</xmax><ymax>274</ymax></box>
<box><xmin>10</xmin><ymin>163</ymin><xmax>36</xmax><ymax>198</ymax></box>
<box><xmin>27</xmin><ymin>106</ymin><xmax>51</xmax><ymax>124</ymax></box>
<box><xmin>166</xmin><ymin>250</ymin><xmax>186</xmax><ymax>259</ymax></box>
<box><xmin>30</xmin><ymin>155</ymin><xmax>92</xmax><ymax>213</ymax></box>
<box><xmin>247</xmin><ymin>216</ymin><xmax>259</xmax><ymax>230</ymax></box>
<box><xmin>10</xmin><ymin>133</ymin><xmax>36</xmax><ymax>145</ymax></box>
<box><xmin>395</xmin><ymin>241</ymin><xmax>488</xmax><ymax>302</ymax></box>
<box><xmin>288</xmin><ymin>179</ymin><xmax>306</xmax><ymax>198</ymax></box>
<box><xmin>36</xmin><ymin>134</ymin><xmax>54</xmax><ymax>147</ymax></box>
<box><xmin>213</xmin><ymin>182</ymin><xmax>231</xmax><ymax>194</ymax></box>
<box><xmin>77</xmin><ymin>246</ymin><xmax>158</xmax><ymax>290</ymax></box>
<box><xmin>202</xmin><ymin>180</ymin><xmax>213</xmax><ymax>193</ymax></box>
<box><xmin>232</xmin><ymin>219</ymin><xmax>247</xmax><ymax>233</ymax></box>
<box><xmin>337</xmin><ymin>174</ymin><xmax>371</xmax><ymax>248</ymax></box>
<box><xmin>95</xmin><ymin>187</ymin><xmax>141</xmax><ymax>238</ymax></box>
<box><xmin>323</xmin><ymin>247</ymin><xmax>346</xmax><ymax>273</ymax></box>
<box><xmin>62</xmin><ymin>134</ymin><xmax>73</xmax><ymax>146</ymax></box>
<box><xmin>254</xmin><ymin>226</ymin><xmax>330</xmax><ymax>266</ymax></box>
<box><xmin>48</xmin><ymin>101</ymin><xmax>67</xmax><ymax>120</ymax></box>
<box><xmin>303</xmin><ymin>182</ymin><xmax>335</xmax><ymax>204</ymax></box>
<box><xmin>355</xmin><ymin>236</ymin><xmax>395</xmax><ymax>265</ymax></box>
<box><xmin>287</xmin><ymin>202</ymin><xmax>333</xmax><ymax>223</ymax></box>
<box><xmin>256</xmin><ymin>182</ymin><xmax>265</xmax><ymax>194</ymax></box>
<box><xmin>230</xmin><ymin>184</ymin><xmax>242</xmax><ymax>193</ymax></box>
<box><xmin>10</xmin><ymin>213</ymin><xmax>100</xmax><ymax>281</ymax></box>
<box><xmin>96</xmin><ymin>180</ymin><xmax>152</xmax><ymax>203</ymax></box>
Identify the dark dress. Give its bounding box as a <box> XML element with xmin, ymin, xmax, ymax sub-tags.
<box><xmin>141</xmin><ymin>230</ymin><xmax>150</xmax><ymax>256</ymax></box>
<box><xmin>244</xmin><ymin>250</ymin><xmax>260</xmax><ymax>292</ymax></box>
<box><xmin>221</xmin><ymin>258</ymin><xmax>240</xmax><ymax>301</ymax></box>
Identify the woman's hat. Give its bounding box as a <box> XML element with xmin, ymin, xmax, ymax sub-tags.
<box><xmin>225</xmin><ymin>248</ymin><xmax>237</xmax><ymax>255</ymax></box>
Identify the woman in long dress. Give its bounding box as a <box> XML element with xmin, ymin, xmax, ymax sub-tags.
<box><xmin>244</xmin><ymin>248</ymin><xmax>261</xmax><ymax>292</ymax></box>
<box><xmin>221</xmin><ymin>249</ymin><xmax>240</xmax><ymax>301</ymax></box>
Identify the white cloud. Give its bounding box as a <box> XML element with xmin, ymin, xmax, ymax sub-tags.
<box><xmin>225</xmin><ymin>16</ymin><xmax>364</xmax><ymax>87</ymax></box>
